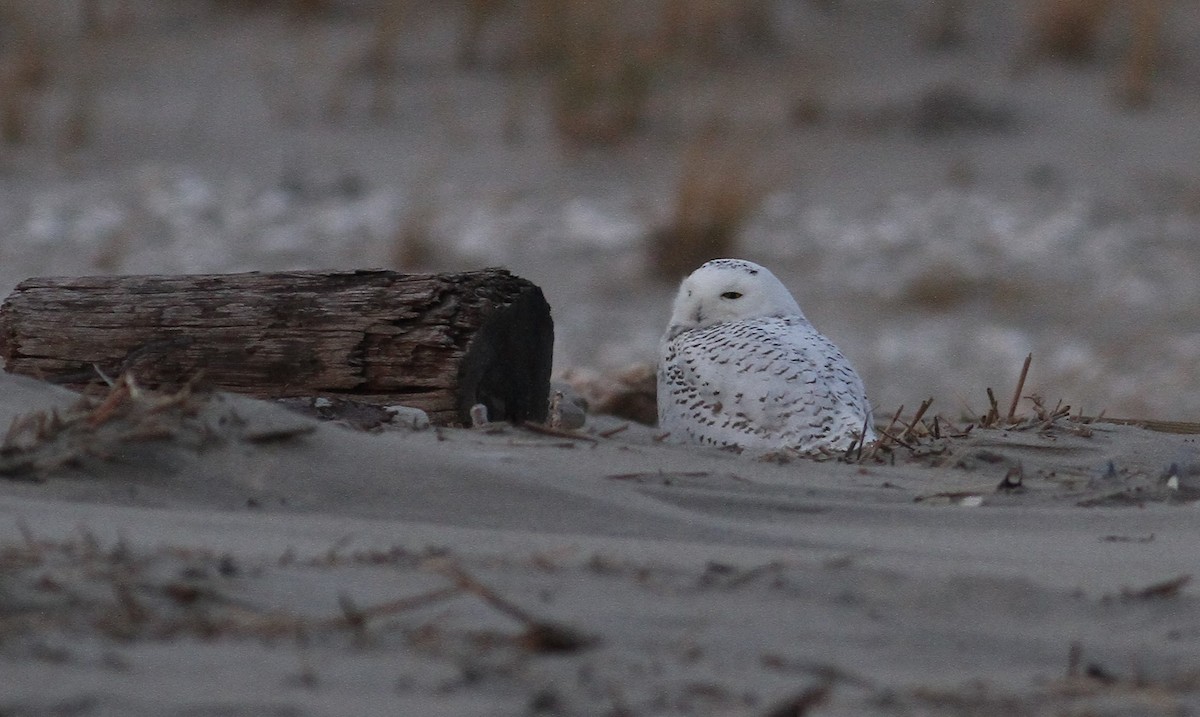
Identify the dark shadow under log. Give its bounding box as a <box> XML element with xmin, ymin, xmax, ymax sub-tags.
<box><xmin>0</xmin><ymin>268</ymin><xmax>554</xmax><ymax>426</ymax></box>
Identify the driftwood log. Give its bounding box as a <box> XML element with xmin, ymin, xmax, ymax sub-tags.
<box><xmin>0</xmin><ymin>269</ymin><xmax>554</xmax><ymax>426</ymax></box>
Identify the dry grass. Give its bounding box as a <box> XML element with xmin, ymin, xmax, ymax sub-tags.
<box><xmin>859</xmin><ymin>354</ymin><xmax>1106</xmax><ymax>465</ymax></box>
<box><xmin>545</xmin><ymin>1</ymin><xmax>657</xmax><ymax>147</ymax></box>
<box><xmin>1025</xmin><ymin>0</ymin><xmax>1165</xmax><ymax>107</ymax></box>
<box><xmin>458</xmin><ymin>0</ymin><xmax>505</xmax><ymax>68</ymax></box>
<box><xmin>360</xmin><ymin>0</ymin><xmax>408</xmax><ymax>118</ymax></box>
<box><xmin>1029</xmin><ymin>0</ymin><xmax>1113</xmax><ymax>60</ymax></box>
<box><xmin>211</xmin><ymin>0</ymin><xmax>332</xmax><ymax>18</ymax></box>
<box><xmin>453</xmin><ymin>0</ymin><xmax>777</xmax><ymax>146</ymax></box>
<box><xmin>60</xmin><ymin>44</ymin><xmax>98</xmax><ymax>153</ymax></box>
<box><xmin>647</xmin><ymin>134</ymin><xmax>766</xmax><ymax>280</ymax></box>
<box><xmin>0</xmin><ymin>373</ymin><xmax>217</xmax><ymax>479</ymax></box>
<box><xmin>1117</xmin><ymin>0</ymin><xmax>1164</xmax><ymax>107</ymax></box>
<box><xmin>920</xmin><ymin>0</ymin><xmax>966</xmax><ymax>50</ymax></box>
<box><xmin>389</xmin><ymin>201</ymin><xmax>438</xmax><ymax>271</ymax></box>
<box><xmin>0</xmin><ymin>2</ymin><xmax>105</xmax><ymax>151</ymax></box>
<box><xmin>0</xmin><ymin>9</ymin><xmax>50</xmax><ymax>145</ymax></box>
<box><xmin>656</xmin><ymin>0</ymin><xmax>773</xmax><ymax>59</ymax></box>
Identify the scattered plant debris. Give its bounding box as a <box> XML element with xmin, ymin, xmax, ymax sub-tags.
<box><xmin>0</xmin><ymin>373</ymin><xmax>228</xmax><ymax>480</ymax></box>
<box><xmin>437</xmin><ymin>561</ymin><xmax>598</xmax><ymax>654</ymax></box>
<box><xmin>1120</xmin><ymin>574</ymin><xmax>1192</xmax><ymax>601</ymax></box>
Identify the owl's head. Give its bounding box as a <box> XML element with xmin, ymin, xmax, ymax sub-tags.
<box><xmin>666</xmin><ymin>259</ymin><xmax>804</xmax><ymax>338</ymax></box>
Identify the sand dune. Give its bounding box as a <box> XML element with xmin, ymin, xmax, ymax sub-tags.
<box><xmin>2</xmin><ymin>373</ymin><xmax>1197</xmax><ymax>715</ymax></box>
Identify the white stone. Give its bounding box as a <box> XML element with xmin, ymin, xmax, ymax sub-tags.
<box><xmin>384</xmin><ymin>405</ymin><xmax>431</xmax><ymax>431</ymax></box>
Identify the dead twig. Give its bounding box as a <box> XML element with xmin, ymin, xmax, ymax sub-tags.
<box><xmin>86</xmin><ymin>377</ymin><xmax>132</xmax><ymax>427</ymax></box>
<box><xmin>438</xmin><ymin>562</ymin><xmax>596</xmax><ymax>653</ymax></box>
<box><xmin>874</xmin><ymin>428</ymin><xmax>914</xmax><ymax>451</ymax></box>
<box><xmin>597</xmin><ymin>423</ymin><xmax>630</xmax><ymax>438</ymax></box>
<box><xmin>900</xmin><ymin>397</ymin><xmax>934</xmax><ymax>442</ymax></box>
<box><xmin>521</xmin><ymin>421</ymin><xmax>598</xmax><ymax>443</ymax></box>
<box><xmin>984</xmin><ymin>387</ymin><xmax>1000</xmax><ymax>427</ymax></box>
<box><xmin>864</xmin><ymin>404</ymin><xmax>904</xmax><ymax>460</ymax></box>
<box><xmin>1006</xmin><ymin>353</ymin><xmax>1032</xmax><ymax>424</ymax></box>
<box><xmin>761</xmin><ymin>681</ymin><xmax>833</xmax><ymax>717</ymax></box>
<box><xmin>1066</xmin><ymin>641</ymin><xmax>1083</xmax><ymax>678</ymax></box>
<box><xmin>855</xmin><ymin>413</ymin><xmax>869</xmax><ymax>461</ymax></box>
<box><xmin>606</xmin><ymin>470</ymin><xmax>711</xmax><ymax>482</ymax></box>
<box><xmin>1121</xmin><ymin>574</ymin><xmax>1192</xmax><ymax>600</ymax></box>
<box><xmin>877</xmin><ymin>404</ymin><xmax>904</xmax><ymax>449</ymax></box>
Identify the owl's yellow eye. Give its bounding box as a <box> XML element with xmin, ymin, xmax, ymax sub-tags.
<box><xmin>721</xmin><ymin>291</ymin><xmax>743</xmax><ymax>300</ymax></box>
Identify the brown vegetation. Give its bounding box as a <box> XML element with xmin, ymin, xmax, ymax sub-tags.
<box><xmin>1027</xmin><ymin>0</ymin><xmax>1165</xmax><ymax>107</ymax></box>
<box><xmin>0</xmin><ymin>9</ymin><xmax>49</xmax><ymax>145</ymax></box>
<box><xmin>647</xmin><ymin>135</ymin><xmax>766</xmax><ymax>281</ymax></box>
<box><xmin>547</xmin><ymin>3</ymin><xmax>657</xmax><ymax>147</ymax></box>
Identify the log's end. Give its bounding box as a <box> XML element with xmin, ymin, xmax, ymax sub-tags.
<box><xmin>455</xmin><ymin>277</ymin><xmax>554</xmax><ymax>426</ymax></box>
<box><xmin>0</xmin><ymin>292</ymin><xmax>19</xmax><ymax>368</ymax></box>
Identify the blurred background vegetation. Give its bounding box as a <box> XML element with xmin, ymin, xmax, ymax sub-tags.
<box><xmin>0</xmin><ymin>0</ymin><xmax>1186</xmax><ymax>275</ymax></box>
<box><xmin>0</xmin><ymin>0</ymin><xmax>1172</xmax><ymax>142</ymax></box>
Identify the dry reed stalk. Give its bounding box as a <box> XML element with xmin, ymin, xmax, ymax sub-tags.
<box><xmin>458</xmin><ymin>0</ymin><xmax>505</xmax><ymax>67</ymax></box>
<box><xmin>864</xmin><ymin>404</ymin><xmax>904</xmax><ymax>460</ymax></box>
<box><xmin>390</xmin><ymin>201</ymin><xmax>438</xmax><ymax>270</ymax></box>
<box><xmin>212</xmin><ymin>0</ymin><xmax>329</xmax><ymax>17</ymax></box>
<box><xmin>921</xmin><ymin>0</ymin><xmax>965</xmax><ymax>49</ymax></box>
<box><xmin>549</xmin><ymin>2</ymin><xmax>655</xmax><ymax>147</ymax></box>
<box><xmin>1025</xmin><ymin>0</ymin><xmax>1165</xmax><ymax>107</ymax></box>
<box><xmin>363</xmin><ymin>0</ymin><xmax>408</xmax><ymax>118</ymax></box>
<box><xmin>647</xmin><ymin>134</ymin><xmax>765</xmax><ymax>279</ymax></box>
<box><xmin>85</xmin><ymin>378</ymin><xmax>133</xmax><ymax>428</ymax></box>
<box><xmin>1006</xmin><ymin>353</ymin><xmax>1032</xmax><ymax>424</ymax></box>
<box><xmin>522</xmin><ymin>0</ymin><xmax>569</xmax><ymax>66</ymax></box>
<box><xmin>62</xmin><ymin>54</ymin><xmax>97</xmax><ymax>152</ymax></box>
<box><xmin>1029</xmin><ymin>0</ymin><xmax>1113</xmax><ymax>60</ymax></box>
<box><xmin>855</xmin><ymin>413</ymin><xmax>869</xmax><ymax>461</ymax></box>
<box><xmin>874</xmin><ymin>428</ymin><xmax>913</xmax><ymax>451</ymax></box>
<box><xmin>656</xmin><ymin>0</ymin><xmax>772</xmax><ymax>59</ymax></box>
<box><xmin>900</xmin><ymin>398</ymin><xmax>934</xmax><ymax>442</ymax></box>
<box><xmin>1118</xmin><ymin>0</ymin><xmax>1164</xmax><ymax>107</ymax></box>
<box><xmin>983</xmin><ymin>388</ymin><xmax>1000</xmax><ymax>427</ymax></box>
<box><xmin>0</xmin><ymin>21</ymin><xmax>48</xmax><ymax>145</ymax></box>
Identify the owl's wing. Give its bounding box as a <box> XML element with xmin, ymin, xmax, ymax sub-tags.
<box><xmin>662</xmin><ymin>319</ymin><xmax>870</xmax><ymax>451</ymax></box>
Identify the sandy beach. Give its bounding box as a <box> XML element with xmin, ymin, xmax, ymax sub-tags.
<box><xmin>2</xmin><ymin>0</ymin><xmax>1199</xmax><ymax>713</ymax></box>
<box><xmin>1</xmin><ymin>371</ymin><xmax>1198</xmax><ymax>716</ymax></box>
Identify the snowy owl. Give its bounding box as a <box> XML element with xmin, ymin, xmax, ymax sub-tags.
<box><xmin>658</xmin><ymin>258</ymin><xmax>876</xmax><ymax>455</ymax></box>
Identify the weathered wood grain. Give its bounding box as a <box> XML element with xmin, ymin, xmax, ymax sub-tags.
<box><xmin>0</xmin><ymin>268</ymin><xmax>554</xmax><ymax>426</ymax></box>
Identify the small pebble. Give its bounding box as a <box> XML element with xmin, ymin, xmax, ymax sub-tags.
<box><xmin>549</xmin><ymin>382</ymin><xmax>588</xmax><ymax>430</ymax></box>
<box><xmin>385</xmin><ymin>405</ymin><xmax>431</xmax><ymax>430</ymax></box>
